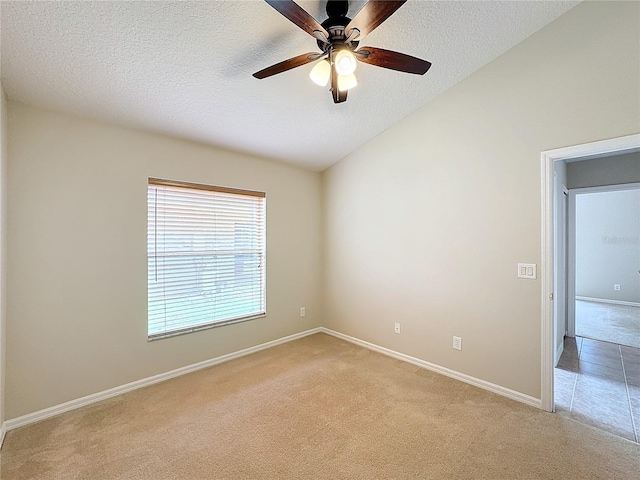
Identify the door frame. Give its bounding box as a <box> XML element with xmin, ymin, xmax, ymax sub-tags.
<box><xmin>567</xmin><ymin>182</ymin><xmax>640</xmax><ymax>338</ymax></box>
<box><xmin>540</xmin><ymin>133</ymin><xmax>640</xmax><ymax>412</ymax></box>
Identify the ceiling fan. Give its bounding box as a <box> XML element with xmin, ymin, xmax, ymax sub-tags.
<box><xmin>253</xmin><ymin>0</ymin><xmax>431</xmax><ymax>103</ymax></box>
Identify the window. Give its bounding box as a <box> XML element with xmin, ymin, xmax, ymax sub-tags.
<box><xmin>147</xmin><ymin>178</ymin><xmax>266</xmax><ymax>340</ymax></box>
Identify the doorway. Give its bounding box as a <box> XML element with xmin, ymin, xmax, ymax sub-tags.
<box><xmin>542</xmin><ymin>135</ymin><xmax>640</xmax><ymax>442</ymax></box>
<box><xmin>569</xmin><ymin>185</ymin><xmax>640</xmax><ymax>348</ymax></box>
<box><xmin>540</xmin><ymin>134</ymin><xmax>640</xmax><ymax>413</ymax></box>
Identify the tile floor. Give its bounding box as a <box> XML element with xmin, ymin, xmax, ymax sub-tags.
<box><xmin>555</xmin><ymin>336</ymin><xmax>639</xmax><ymax>443</ymax></box>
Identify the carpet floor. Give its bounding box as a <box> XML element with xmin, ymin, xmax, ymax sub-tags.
<box><xmin>1</xmin><ymin>333</ymin><xmax>638</xmax><ymax>479</ymax></box>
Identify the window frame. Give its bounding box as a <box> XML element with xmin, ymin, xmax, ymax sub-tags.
<box><xmin>147</xmin><ymin>177</ymin><xmax>266</xmax><ymax>341</ymax></box>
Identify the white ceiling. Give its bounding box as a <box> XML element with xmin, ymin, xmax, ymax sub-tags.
<box><xmin>1</xmin><ymin>1</ymin><xmax>580</xmax><ymax>171</ymax></box>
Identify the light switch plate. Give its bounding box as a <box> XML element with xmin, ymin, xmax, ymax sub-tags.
<box><xmin>517</xmin><ymin>263</ymin><xmax>537</xmax><ymax>279</ymax></box>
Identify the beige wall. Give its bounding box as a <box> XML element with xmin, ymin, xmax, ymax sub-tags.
<box><xmin>7</xmin><ymin>102</ymin><xmax>323</xmax><ymax>419</ymax></box>
<box><xmin>322</xmin><ymin>1</ymin><xmax>640</xmax><ymax>398</ymax></box>
<box><xmin>0</xmin><ymin>83</ymin><xmax>7</xmax><ymax>430</ymax></box>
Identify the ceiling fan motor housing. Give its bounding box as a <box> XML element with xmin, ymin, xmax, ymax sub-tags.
<box><xmin>317</xmin><ymin>19</ymin><xmax>358</xmax><ymax>52</ymax></box>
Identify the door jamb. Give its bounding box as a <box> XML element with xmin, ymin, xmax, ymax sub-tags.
<box><xmin>567</xmin><ymin>190</ymin><xmax>576</xmax><ymax>338</ymax></box>
<box><xmin>540</xmin><ymin>134</ymin><xmax>640</xmax><ymax>412</ymax></box>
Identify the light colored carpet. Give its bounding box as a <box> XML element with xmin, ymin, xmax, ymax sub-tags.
<box><xmin>1</xmin><ymin>333</ymin><xmax>638</xmax><ymax>479</ymax></box>
<box><xmin>576</xmin><ymin>300</ymin><xmax>640</xmax><ymax>348</ymax></box>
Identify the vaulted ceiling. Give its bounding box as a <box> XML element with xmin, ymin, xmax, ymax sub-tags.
<box><xmin>1</xmin><ymin>1</ymin><xmax>580</xmax><ymax>171</ymax></box>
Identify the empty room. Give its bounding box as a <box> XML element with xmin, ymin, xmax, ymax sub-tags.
<box><xmin>0</xmin><ymin>1</ymin><xmax>639</xmax><ymax>479</ymax></box>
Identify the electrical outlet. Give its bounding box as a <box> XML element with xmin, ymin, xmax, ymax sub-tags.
<box><xmin>300</xmin><ymin>307</ymin><xmax>306</xmax><ymax>317</ymax></box>
<box><xmin>453</xmin><ymin>336</ymin><xmax>462</xmax><ymax>351</ymax></box>
<box><xmin>394</xmin><ymin>322</ymin><xmax>401</xmax><ymax>334</ymax></box>
<box><xmin>614</xmin><ymin>284</ymin><xmax>621</xmax><ymax>291</ymax></box>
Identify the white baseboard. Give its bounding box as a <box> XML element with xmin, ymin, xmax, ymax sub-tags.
<box><xmin>3</xmin><ymin>327</ymin><xmax>322</xmax><ymax>433</ymax></box>
<box><xmin>3</xmin><ymin>325</ymin><xmax>543</xmax><ymax>436</ymax></box>
<box><xmin>319</xmin><ymin>327</ymin><xmax>542</xmax><ymax>409</ymax></box>
<box><xmin>576</xmin><ymin>296</ymin><xmax>640</xmax><ymax>308</ymax></box>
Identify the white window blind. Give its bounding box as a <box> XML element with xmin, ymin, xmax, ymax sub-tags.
<box><xmin>147</xmin><ymin>178</ymin><xmax>266</xmax><ymax>340</ymax></box>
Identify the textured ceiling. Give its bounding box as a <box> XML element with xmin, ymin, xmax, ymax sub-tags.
<box><xmin>1</xmin><ymin>1</ymin><xmax>580</xmax><ymax>171</ymax></box>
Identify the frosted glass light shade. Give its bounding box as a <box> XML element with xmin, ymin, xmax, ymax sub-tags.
<box><xmin>337</xmin><ymin>73</ymin><xmax>357</xmax><ymax>92</ymax></box>
<box><xmin>309</xmin><ymin>60</ymin><xmax>331</xmax><ymax>86</ymax></box>
<box><xmin>335</xmin><ymin>49</ymin><xmax>357</xmax><ymax>75</ymax></box>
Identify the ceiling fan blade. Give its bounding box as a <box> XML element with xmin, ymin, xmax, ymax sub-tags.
<box><xmin>357</xmin><ymin>47</ymin><xmax>431</xmax><ymax>75</ymax></box>
<box><xmin>264</xmin><ymin>0</ymin><xmax>328</xmax><ymax>39</ymax></box>
<box><xmin>253</xmin><ymin>52</ymin><xmax>322</xmax><ymax>79</ymax></box>
<box><xmin>330</xmin><ymin>59</ymin><xmax>347</xmax><ymax>104</ymax></box>
<box><xmin>345</xmin><ymin>0</ymin><xmax>407</xmax><ymax>39</ymax></box>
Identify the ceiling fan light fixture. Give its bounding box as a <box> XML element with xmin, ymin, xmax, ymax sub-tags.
<box><xmin>337</xmin><ymin>73</ymin><xmax>357</xmax><ymax>92</ymax></box>
<box><xmin>309</xmin><ymin>59</ymin><xmax>331</xmax><ymax>86</ymax></box>
<box><xmin>334</xmin><ymin>49</ymin><xmax>357</xmax><ymax>75</ymax></box>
